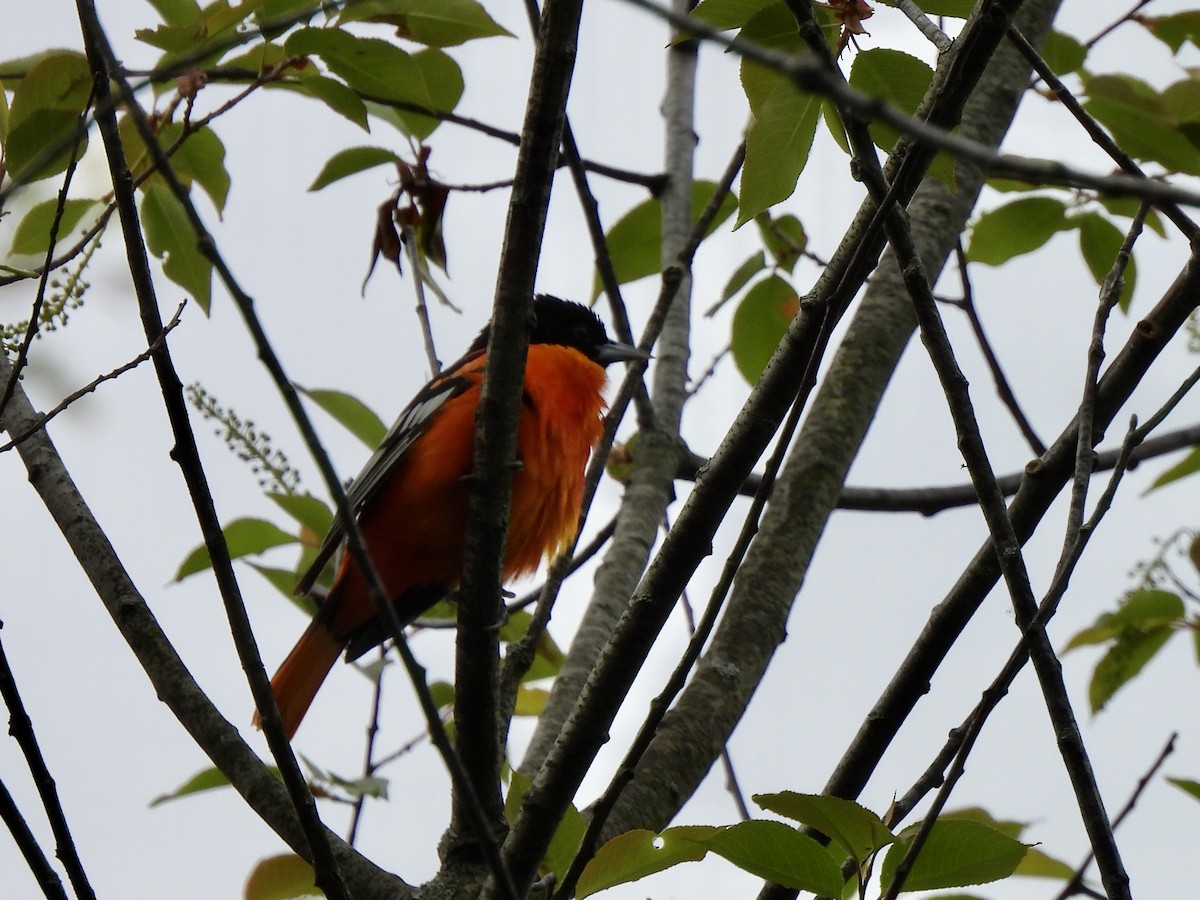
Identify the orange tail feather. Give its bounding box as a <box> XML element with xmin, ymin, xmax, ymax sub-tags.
<box><xmin>253</xmin><ymin>621</ymin><xmax>343</xmax><ymax>740</ymax></box>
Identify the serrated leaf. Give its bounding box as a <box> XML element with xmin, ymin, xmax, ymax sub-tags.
<box><xmin>1084</xmin><ymin>74</ymin><xmax>1200</xmax><ymax>175</ymax></box>
<box><xmin>174</xmin><ymin>517</ymin><xmax>298</xmax><ymax>580</ymax></box>
<box><xmin>1089</xmin><ymin>622</ymin><xmax>1177</xmax><ymax>713</ymax></box>
<box><xmin>9</xmin><ymin>198</ymin><xmax>100</xmax><ymax>255</ymax></box>
<box><xmin>297</xmin><ymin>385</ymin><xmax>388</xmax><ymax>447</ymax></box>
<box><xmin>309</xmin><ymin>146</ymin><xmax>403</xmax><ymax>191</ymax></box>
<box><xmin>1073</xmin><ymin>212</ymin><xmax>1135</xmax><ymax>310</ymax></box>
<box><xmin>284</xmin><ymin>29</ymin><xmax>462</xmax><ymax>138</ymax></box>
<box><xmin>707</xmin><ymin>821</ymin><xmax>843</xmax><ymax>895</ymax></box>
<box><xmin>731</xmin><ymin>274</ymin><xmax>799</xmax><ymax>384</ymax></box>
<box><xmin>966</xmin><ymin>197</ymin><xmax>1068</xmax><ymax>266</ymax></box>
<box><xmin>150</xmin><ymin>766</ymin><xmax>232</xmax><ymax>807</ymax></box>
<box><xmin>577</xmin><ymin>827</ymin><xmax>715</xmax><ymax>899</ymax></box>
<box><xmin>6</xmin><ymin>51</ymin><xmax>91</xmax><ymax>184</ymax></box>
<box><xmin>880</xmin><ymin>820</ymin><xmax>1027</xmax><ymax>892</ymax></box>
<box><xmin>847</xmin><ymin>48</ymin><xmax>933</xmax><ymax>154</ymax></box>
<box><xmin>244</xmin><ymin>854</ymin><xmax>321</xmax><ymax>900</ymax></box>
<box><xmin>338</xmin><ymin>0</ymin><xmax>514</xmax><ymax>47</ymax></box>
<box><xmin>591</xmin><ymin>180</ymin><xmax>736</xmax><ymax>298</ymax></box>
<box><xmin>1148</xmin><ymin>445</ymin><xmax>1200</xmax><ymax>491</ymax></box>
<box><xmin>738</xmin><ymin>40</ymin><xmax>821</xmax><ymax>227</ymax></box>
<box><xmin>1064</xmin><ymin>589</ymin><xmax>1185</xmax><ymax>650</ymax></box>
<box><xmin>141</xmin><ymin>180</ymin><xmax>213</xmax><ymax>311</ymax></box>
<box><xmin>159</xmin><ymin>124</ymin><xmax>231</xmax><ymax>212</ymax></box>
<box><xmin>753</xmin><ymin>791</ymin><xmax>894</xmax><ymax>861</ymax></box>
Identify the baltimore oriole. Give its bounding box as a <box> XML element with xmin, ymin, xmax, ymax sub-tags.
<box><xmin>258</xmin><ymin>295</ymin><xmax>646</xmax><ymax>739</ymax></box>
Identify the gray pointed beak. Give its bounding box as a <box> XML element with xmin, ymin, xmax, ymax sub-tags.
<box><xmin>596</xmin><ymin>340</ymin><xmax>651</xmax><ymax>367</ymax></box>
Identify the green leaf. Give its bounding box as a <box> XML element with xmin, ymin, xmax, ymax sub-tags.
<box><xmin>514</xmin><ymin>685</ymin><xmax>548</xmax><ymax>715</ymax></box>
<box><xmin>267</xmin><ymin>492</ymin><xmax>334</xmax><ymax>539</ymax></box>
<box><xmin>753</xmin><ymin>791</ymin><xmax>894</xmax><ymax>862</ymax></box>
<box><xmin>248</xmin><ymin>564</ymin><xmax>314</xmax><ymax>608</ymax></box>
<box><xmin>146</xmin><ymin>0</ymin><xmax>203</xmax><ymax>26</ymax></box>
<box><xmin>309</xmin><ymin>146</ymin><xmax>403</xmax><ymax>191</ymax></box>
<box><xmin>847</xmin><ymin>48</ymin><xmax>934</xmax><ymax>154</ymax></box>
<box><xmin>0</xmin><ymin>77</ymin><xmax>9</xmax><ymax>143</ymax></box>
<box><xmin>297</xmin><ymin>385</ymin><xmax>388</xmax><ymax>447</ymax></box>
<box><xmin>6</xmin><ymin>51</ymin><xmax>91</xmax><ymax>183</ymax></box>
<box><xmin>1139</xmin><ymin>11</ymin><xmax>1200</xmax><ymax>54</ymax></box>
<box><xmin>284</xmin><ymin>28</ymin><xmax>463</xmax><ymax>138</ymax></box>
<box><xmin>159</xmin><ymin>124</ymin><xmax>231</xmax><ymax>212</ymax></box>
<box><xmin>738</xmin><ymin>84</ymin><xmax>821</xmax><ymax>226</ymax></box>
<box><xmin>141</xmin><ymin>180</ymin><xmax>214</xmax><ymax>312</ymax></box>
<box><xmin>1098</xmin><ymin>196</ymin><xmax>1166</xmax><ymax>237</ymax></box>
<box><xmin>150</xmin><ymin>766</ymin><xmax>232</xmax><ymax>807</ymax></box>
<box><xmin>880</xmin><ymin>0</ymin><xmax>974</xmax><ymax>15</ymax></box>
<box><xmin>966</xmin><ymin>197</ymin><xmax>1068</xmax><ymax>266</ymax></box>
<box><xmin>577</xmin><ymin>827</ymin><xmax>716</xmax><ymax>899</ymax></box>
<box><xmin>731</xmin><ymin>274</ymin><xmax>798</xmax><ymax>384</ymax></box>
<box><xmin>734</xmin><ymin>7</ymin><xmax>819</xmax><ymax>226</ymax></box>
<box><xmin>174</xmin><ymin>517</ymin><xmax>298</xmax><ymax>580</ymax></box>
<box><xmin>338</xmin><ymin>0</ymin><xmax>514</xmax><ymax>47</ymax></box>
<box><xmin>755</xmin><ymin>213</ymin><xmax>807</xmax><ymax>271</ymax></box>
<box><xmin>707</xmin><ymin>820</ymin><xmax>843</xmax><ymax>896</ymax></box>
<box><xmin>8</xmin><ymin>198</ymin><xmax>100</xmax><ymax>255</ymax></box>
<box><xmin>1064</xmin><ymin>589</ymin><xmax>1185</xmax><ymax>650</ymax></box>
<box><xmin>288</xmin><ymin>72</ymin><xmax>370</xmax><ymax>130</ymax></box>
<box><xmin>1148</xmin><ymin>445</ymin><xmax>1200</xmax><ymax>491</ymax></box>
<box><xmin>1015</xmin><ymin>846</ymin><xmax>1077</xmax><ymax>881</ymax></box>
<box><xmin>1167</xmin><ymin>777</ymin><xmax>1200</xmax><ymax>803</ymax></box>
<box><xmin>880</xmin><ymin>819</ymin><xmax>1028</xmax><ymax>892</ymax></box>
<box><xmin>1040</xmin><ymin>30</ymin><xmax>1087</xmax><ymax>75</ymax></box>
<box><xmin>718</xmin><ymin>251</ymin><xmax>767</xmax><ymax>306</ymax></box>
<box><xmin>505</xmin><ymin>771</ymin><xmax>587</xmax><ymax>881</ymax></box>
<box><xmin>1073</xmin><ymin>212</ymin><xmax>1136</xmax><ymax>310</ymax></box>
<box><xmin>690</xmin><ymin>0</ymin><xmax>776</xmax><ymax>31</ymax></box>
<box><xmin>591</xmin><ymin>180</ymin><xmax>736</xmax><ymax>298</ymax></box>
<box><xmin>498</xmin><ymin>609</ymin><xmax>565</xmax><ymax>681</ymax></box>
<box><xmin>1084</xmin><ymin>74</ymin><xmax>1200</xmax><ymax>175</ymax></box>
<box><xmin>244</xmin><ymin>854</ymin><xmax>321</xmax><ymax>900</ymax></box>
<box><xmin>1089</xmin><ymin>621</ymin><xmax>1177</xmax><ymax>713</ymax></box>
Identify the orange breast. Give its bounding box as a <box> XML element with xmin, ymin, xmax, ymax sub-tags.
<box><xmin>324</xmin><ymin>343</ymin><xmax>608</xmax><ymax>639</ymax></box>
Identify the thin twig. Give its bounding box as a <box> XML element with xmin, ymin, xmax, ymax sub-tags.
<box><xmin>0</xmin><ymin>625</ymin><xmax>96</xmax><ymax>899</ymax></box>
<box><xmin>0</xmin><ymin>775</ymin><xmax>69</xmax><ymax>900</ymax></box>
<box><xmin>0</xmin><ymin>303</ymin><xmax>187</xmax><ymax>454</ymax></box>
<box><xmin>894</xmin><ymin>0</ymin><xmax>953</xmax><ymax>53</ymax></box>
<box><xmin>1005</xmin><ymin>26</ymin><xmax>1199</xmax><ymax>241</ymax></box>
<box><xmin>1053</xmin><ymin>733</ymin><xmax>1178</xmax><ymax>900</ymax></box>
<box><xmin>624</xmin><ymin>0</ymin><xmax>1200</xmax><ymax>209</ymax></box>
<box><xmin>946</xmin><ymin>243</ymin><xmax>1045</xmax><ymax>454</ymax></box>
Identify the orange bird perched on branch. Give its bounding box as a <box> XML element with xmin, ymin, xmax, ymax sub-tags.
<box><xmin>257</xmin><ymin>295</ymin><xmax>647</xmax><ymax>739</ymax></box>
